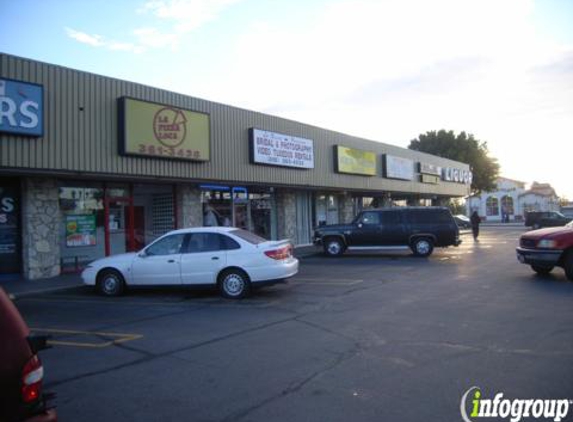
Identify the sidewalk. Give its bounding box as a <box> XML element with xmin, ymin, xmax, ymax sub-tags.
<box><xmin>0</xmin><ymin>273</ymin><xmax>84</xmax><ymax>300</ymax></box>
<box><xmin>1</xmin><ymin>244</ymin><xmax>320</xmax><ymax>299</ymax></box>
<box><xmin>480</xmin><ymin>222</ymin><xmax>526</xmax><ymax>228</ymax></box>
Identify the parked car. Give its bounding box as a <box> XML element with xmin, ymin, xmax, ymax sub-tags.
<box><xmin>82</xmin><ymin>227</ymin><xmax>298</xmax><ymax>299</ymax></box>
<box><xmin>313</xmin><ymin>207</ymin><xmax>461</xmax><ymax>258</ymax></box>
<box><xmin>516</xmin><ymin>221</ymin><xmax>573</xmax><ymax>280</ymax></box>
<box><xmin>0</xmin><ymin>288</ymin><xmax>57</xmax><ymax>422</ymax></box>
<box><xmin>454</xmin><ymin>214</ymin><xmax>472</xmax><ymax>229</ymax></box>
<box><xmin>524</xmin><ymin>211</ymin><xmax>571</xmax><ymax>229</ymax></box>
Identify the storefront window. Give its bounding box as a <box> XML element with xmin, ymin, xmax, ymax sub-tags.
<box><xmin>501</xmin><ymin>196</ymin><xmax>514</xmax><ymax>215</ymax></box>
<box><xmin>202</xmin><ymin>189</ymin><xmax>232</xmax><ymax>227</ymax></box>
<box><xmin>315</xmin><ymin>194</ymin><xmax>339</xmax><ymax>226</ymax></box>
<box><xmin>59</xmin><ymin>182</ymin><xmax>176</xmax><ymax>271</ymax></box>
<box><xmin>133</xmin><ymin>184</ymin><xmax>176</xmax><ymax>249</ymax></box>
<box><xmin>486</xmin><ymin>196</ymin><xmax>499</xmax><ymax>216</ymax></box>
<box><xmin>0</xmin><ymin>178</ymin><xmax>21</xmax><ymax>276</ymax></box>
<box><xmin>249</xmin><ymin>193</ymin><xmax>273</xmax><ymax>239</ymax></box>
<box><xmin>59</xmin><ymin>185</ymin><xmax>105</xmax><ymax>272</ymax></box>
<box><xmin>201</xmin><ymin>187</ymin><xmax>274</xmax><ymax>240</ymax></box>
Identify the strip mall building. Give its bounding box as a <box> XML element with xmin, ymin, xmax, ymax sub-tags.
<box><xmin>0</xmin><ymin>54</ymin><xmax>471</xmax><ymax>280</ymax></box>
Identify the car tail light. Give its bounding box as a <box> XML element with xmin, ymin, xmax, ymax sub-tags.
<box><xmin>264</xmin><ymin>246</ymin><xmax>292</xmax><ymax>260</ymax></box>
<box><xmin>21</xmin><ymin>355</ymin><xmax>44</xmax><ymax>403</ymax></box>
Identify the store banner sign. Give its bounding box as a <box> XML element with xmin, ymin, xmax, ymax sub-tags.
<box><xmin>249</xmin><ymin>128</ymin><xmax>314</xmax><ymax>169</ymax></box>
<box><xmin>66</xmin><ymin>215</ymin><xmax>97</xmax><ymax>247</ymax></box>
<box><xmin>118</xmin><ymin>97</ymin><xmax>210</xmax><ymax>161</ymax></box>
<box><xmin>419</xmin><ymin>162</ymin><xmax>442</xmax><ymax>176</ymax></box>
<box><xmin>420</xmin><ymin>174</ymin><xmax>440</xmax><ymax>184</ymax></box>
<box><xmin>334</xmin><ymin>146</ymin><xmax>376</xmax><ymax>176</ymax></box>
<box><xmin>383</xmin><ymin>155</ymin><xmax>414</xmax><ymax>180</ymax></box>
<box><xmin>0</xmin><ymin>79</ymin><xmax>43</xmax><ymax>137</ymax></box>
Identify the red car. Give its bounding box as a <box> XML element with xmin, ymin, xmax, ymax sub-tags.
<box><xmin>0</xmin><ymin>288</ymin><xmax>57</xmax><ymax>422</ymax></box>
<box><xmin>516</xmin><ymin>221</ymin><xmax>573</xmax><ymax>280</ymax></box>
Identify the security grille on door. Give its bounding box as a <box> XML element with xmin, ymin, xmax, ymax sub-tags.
<box><xmin>152</xmin><ymin>194</ymin><xmax>174</xmax><ymax>236</ymax></box>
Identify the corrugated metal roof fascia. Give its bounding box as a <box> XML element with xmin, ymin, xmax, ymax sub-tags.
<box><xmin>0</xmin><ymin>54</ymin><xmax>470</xmax><ymax>197</ymax></box>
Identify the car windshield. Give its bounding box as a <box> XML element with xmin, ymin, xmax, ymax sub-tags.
<box><xmin>230</xmin><ymin>229</ymin><xmax>267</xmax><ymax>244</ymax></box>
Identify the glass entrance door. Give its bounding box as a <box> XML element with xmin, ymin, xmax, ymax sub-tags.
<box><xmin>105</xmin><ymin>197</ymin><xmax>134</xmax><ymax>256</ymax></box>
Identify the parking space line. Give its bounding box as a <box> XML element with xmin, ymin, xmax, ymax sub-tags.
<box><xmin>30</xmin><ymin>327</ymin><xmax>143</xmax><ymax>348</ymax></box>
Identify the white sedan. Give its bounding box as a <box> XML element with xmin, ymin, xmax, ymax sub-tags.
<box><xmin>82</xmin><ymin>227</ymin><xmax>299</xmax><ymax>299</ymax></box>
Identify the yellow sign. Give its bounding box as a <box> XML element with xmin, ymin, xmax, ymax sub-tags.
<box><xmin>335</xmin><ymin>146</ymin><xmax>376</xmax><ymax>176</ymax></box>
<box><xmin>119</xmin><ymin>97</ymin><xmax>210</xmax><ymax>161</ymax></box>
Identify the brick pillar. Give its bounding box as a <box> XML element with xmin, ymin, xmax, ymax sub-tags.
<box><xmin>176</xmin><ymin>185</ymin><xmax>202</xmax><ymax>228</ymax></box>
<box><xmin>22</xmin><ymin>178</ymin><xmax>61</xmax><ymax>279</ymax></box>
<box><xmin>275</xmin><ymin>189</ymin><xmax>296</xmax><ymax>242</ymax></box>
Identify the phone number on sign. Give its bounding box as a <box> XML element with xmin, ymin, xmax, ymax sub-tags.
<box><xmin>138</xmin><ymin>144</ymin><xmax>202</xmax><ymax>159</ymax></box>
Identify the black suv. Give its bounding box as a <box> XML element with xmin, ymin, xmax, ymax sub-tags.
<box><xmin>313</xmin><ymin>207</ymin><xmax>461</xmax><ymax>257</ymax></box>
<box><xmin>524</xmin><ymin>211</ymin><xmax>571</xmax><ymax>230</ymax></box>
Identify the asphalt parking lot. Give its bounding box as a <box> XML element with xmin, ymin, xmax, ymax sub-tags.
<box><xmin>13</xmin><ymin>227</ymin><xmax>573</xmax><ymax>422</ymax></box>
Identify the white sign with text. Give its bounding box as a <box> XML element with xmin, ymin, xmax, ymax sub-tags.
<box><xmin>251</xmin><ymin>129</ymin><xmax>314</xmax><ymax>169</ymax></box>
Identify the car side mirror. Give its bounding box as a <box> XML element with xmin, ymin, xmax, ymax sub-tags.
<box><xmin>138</xmin><ymin>250</ymin><xmax>148</xmax><ymax>258</ymax></box>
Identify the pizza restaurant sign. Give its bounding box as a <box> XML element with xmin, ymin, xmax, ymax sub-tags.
<box><xmin>118</xmin><ymin>97</ymin><xmax>210</xmax><ymax>161</ymax></box>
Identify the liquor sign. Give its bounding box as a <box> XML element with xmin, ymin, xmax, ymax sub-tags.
<box><xmin>334</xmin><ymin>146</ymin><xmax>376</xmax><ymax>176</ymax></box>
<box><xmin>419</xmin><ymin>162</ymin><xmax>442</xmax><ymax>176</ymax></box>
<box><xmin>249</xmin><ymin>128</ymin><xmax>314</xmax><ymax>169</ymax></box>
<box><xmin>0</xmin><ymin>79</ymin><xmax>43</xmax><ymax>137</ymax></box>
<box><xmin>118</xmin><ymin>97</ymin><xmax>210</xmax><ymax>161</ymax></box>
<box><xmin>383</xmin><ymin>155</ymin><xmax>414</xmax><ymax>180</ymax></box>
<box><xmin>442</xmin><ymin>167</ymin><xmax>473</xmax><ymax>184</ymax></box>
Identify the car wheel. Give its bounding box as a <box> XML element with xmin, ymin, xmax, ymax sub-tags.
<box><xmin>564</xmin><ymin>251</ymin><xmax>573</xmax><ymax>281</ymax></box>
<box><xmin>531</xmin><ymin>265</ymin><xmax>554</xmax><ymax>275</ymax></box>
<box><xmin>218</xmin><ymin>269</ymin><xmax>251</xmax><ymax>299</ymax></box>
<box><xmin>97</xmin><ymin>269</ymin><xmax>125</xmax><ymax>296</ymax></box>
<box><xmin>411</xmin><ymin>238</ymin><xmax>434</xmax><ymax>257</ymax></box>
<box><xmin>324</xmin><ymin>237</ymin><xmax>345</xmax><ymax>257</ymax></box>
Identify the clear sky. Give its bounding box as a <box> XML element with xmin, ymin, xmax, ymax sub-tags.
<box><xmin>1</xmin><ymin>0</ymin><xmax>572</xmax><ymax>199</ymax></box>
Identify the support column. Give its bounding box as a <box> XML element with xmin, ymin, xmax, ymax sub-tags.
<box><xmin>275</xmin><ymin>189</ymin><xmax>296</xmax><ymax>241</ymax></box>
<box><xmin>176</xmin><ymin>185</ymin><xmax>202</xmax><ymax>228</ymax></box>
<box><xmin>22</xmin><ymin>178</ymin><xmax>61</xmax><ymax>279</ymax></box>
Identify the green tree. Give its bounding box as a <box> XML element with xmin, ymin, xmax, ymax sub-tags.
<box><xmin>409</xmin><ymin>129</ymin><xmax>499</xmax><ymax>194</ymax></box>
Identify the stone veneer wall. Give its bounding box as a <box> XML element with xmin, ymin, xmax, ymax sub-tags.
<box><xmin>275</xmin><ymin>189</ymin><xmax>297</xmax><ymax>243</ymax></box>
<box><xmin>176</xmin><ymin>185</ymin><xmax>202</xmax><ymax>228</ymax></box>
<box><xmin>22</xmin><ymin>178</ymin><xmax>61</xmax><ymax>279</ymax></box>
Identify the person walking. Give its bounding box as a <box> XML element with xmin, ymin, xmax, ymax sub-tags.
<box><xmin>470</xmin><ymin>210</ymin><xmax>481</xmax><ymax>241</ymax></box>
